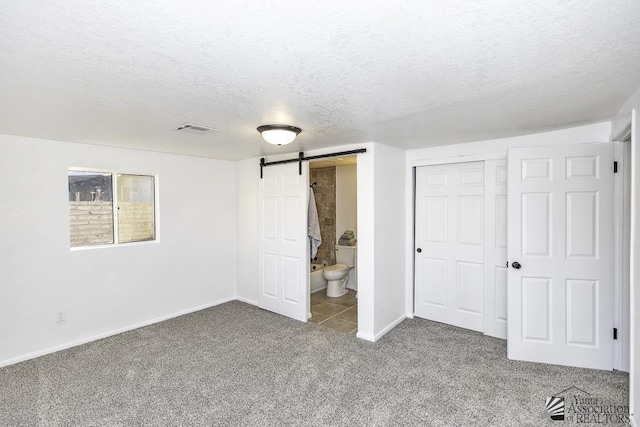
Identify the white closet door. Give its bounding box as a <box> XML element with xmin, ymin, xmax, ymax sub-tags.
<box><xmin>507</xmin><ymin>143</ymin><xmax>614</xmax><ymax>369</ymax></box>
<box><xmin>483</xmin><ymin>159</ymin><xmax>508</xmax><ymax>339</ymax></box>
<box><xmin>415</xmin><ymin>162</ymin><xmax>485</xmax><ymax>331</ymax></box>
<box><xmin>258</xmin><ymin>163</ymin><xmax>309</xmax><ymax>322</ymax></box>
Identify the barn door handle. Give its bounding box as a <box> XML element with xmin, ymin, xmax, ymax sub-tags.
<box><xmin>511</xmin><ymin>262</ymin><xmax>521</xmax><ymax>270</ymax></box>
<box><xmin>416</xmin><ymin>248</ymin><xmax>422</xmax><ymax>253</ymax></box>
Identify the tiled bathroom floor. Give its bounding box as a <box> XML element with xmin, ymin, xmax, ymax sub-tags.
<box><xmin>310</xmin><ymin>289</ymin><xmax>357</xmax><ymax>334</ymax></box>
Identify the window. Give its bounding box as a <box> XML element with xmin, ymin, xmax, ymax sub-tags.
<box><xmin>68</xmin><ymin>170</ymin><xmax>156</xmax><ymax>248</ymax></box>
<box><xmin>116</xmin><ymin>174</ymin><xmax>155</xmax><ymax>244</ymax></box>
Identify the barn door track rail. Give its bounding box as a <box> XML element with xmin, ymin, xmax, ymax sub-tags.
<box><xmin>259</xmin><ymin>148</ymin><xmax>367</xmax><ymax>178</ymax></box>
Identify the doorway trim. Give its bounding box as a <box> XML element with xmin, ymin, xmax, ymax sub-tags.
<box><xmin>613</xmin><ymin>127</ymin><xmax>633</xmax><ymax>372</ymax></box>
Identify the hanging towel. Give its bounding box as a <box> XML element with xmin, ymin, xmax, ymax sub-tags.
<box><xmin>308</xmin><ymin>187</ymin><xmax>322</xmax><ymax>260</ymax></box>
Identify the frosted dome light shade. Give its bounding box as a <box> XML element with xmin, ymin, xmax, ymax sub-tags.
<box><xmin>261</xmin><ymin>129</ymin><xmax>297</xmax><ymax>145</ymax></box>
<box><xmin>257</xmin><ymin>125</ymin><xmax>302</xmax><ymax>146</ymax></box>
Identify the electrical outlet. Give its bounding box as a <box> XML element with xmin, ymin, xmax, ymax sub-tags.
<box><xmin>55</xmin><ymin>311</ymin><xmax>66</xmax><ymax>323</ymax></box>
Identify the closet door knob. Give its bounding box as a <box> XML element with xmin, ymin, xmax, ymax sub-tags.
<box><xmin>512</xmin><ymin>262</ymin><xmax>522</xmax><ymax>269</ymax></box>
<box><xmin>416</xmin><ymin>248</ymin><xmax>422</xmax><ymax>253</ymax></box>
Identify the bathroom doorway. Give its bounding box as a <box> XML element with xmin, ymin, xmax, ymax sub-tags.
<box><xmin>308</xmin><ymin>156</ymin><xmax>358</xmax><ymax>334</ymax></box>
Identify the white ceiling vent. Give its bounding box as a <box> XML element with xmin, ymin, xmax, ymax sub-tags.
<box><xmin>174</xmin><ymin>122</ymin><xmax>220</xmax><ymax>135</ymax></box>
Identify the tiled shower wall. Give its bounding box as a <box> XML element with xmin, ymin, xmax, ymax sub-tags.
<box><xmin>310</xmin><ymin>167</ymin><xmax>336</xmax><ymax>265</ymax></box>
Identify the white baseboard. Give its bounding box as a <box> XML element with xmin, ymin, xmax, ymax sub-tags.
<box><xmin>374</xmin><ymin>314</ymin><xmax>407</xmax><ymax>341</ymax></box>
<box><xmin>0</xmin><ymin>297</ymin><xmax>235</xmax><ymax>368</ymax></box>
<box><xmin>310</xmin><ymin>285</ymin><xmax>327</xmax><ymax>294</ymax></box>
<box><xmin>235</xmin><ymin>296</ymin><xmax>258</xmax><ymax>306</ymax></box>
<box><xmin>356</xmin><ymin>331</ymin><xmax>376</xmax><ymax>342</ymax></box>
<box><xmin>1</xmin><ymin>300</ymin><xmax>408</xmax><ymax>367</ymax></box>
<box><xmin>356</xmin><ymin>314</ymin><xmax>407</xmax><ymax>343</ymax></box>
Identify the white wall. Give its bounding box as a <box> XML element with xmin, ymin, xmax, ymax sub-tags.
<box><xmin>0</xmin><ymin>134</ymin><xmax>237</xmax><ymax>366</ymax></box>
<box><xmin>407</xmin><ymin>122</ymin><xmax>611</xmax><ymax>163</ymax></box>
<box><xmin>372</xmin><ymin>144</ymin><xmax>407</xmax><ymax>338</ymax></box>
<box><xmin>404</xmin><ymin>122</ymin><xmax>613</xmax><ymax>319</ymax></box>
<box><xmin>356</xmin><ymin>143</ymin><xmax>375</xmax><ymax>339</ymax></box>
<box><xmin>336</xmin><ymin>164</ymin><xmax>357</xmax><ymax>241</ymax></box>
<box><xmin>611</xmin><ymin>84</ymin><xmax>640</xmax><ymax>427</ymax></box>
<box><xmin>235</xmin><ymin>158</ymin><xmax>259</xmax><ymax>304</ymax></box>
<box><xmin>631</xmin><ymin>108</ymin><xmax>639</xmax><ymax>427</ymax></box>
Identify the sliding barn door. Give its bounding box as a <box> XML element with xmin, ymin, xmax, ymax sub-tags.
<box><xmin>414</xmin><ymin>162</ymin><xmax>485</xmax><ymax>331</ymax></box>
<box><xmin>507</xmin><ymin>143</ymin><xmax>614</xmax><ymax>369</ymax></box>
<box><xmin>258</xmin><ymin>163</ymin><xmax>309</xmax><ymax>322</ymax></box>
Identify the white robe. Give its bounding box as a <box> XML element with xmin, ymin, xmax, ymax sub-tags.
<box><xmin>308</xmin><ymin>187</ymin><xmax>322</xmax><ymax>260</ymax></box>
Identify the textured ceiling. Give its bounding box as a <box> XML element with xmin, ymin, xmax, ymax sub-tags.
<box><xmin>1</xmin><ymin>1</ymin><xmax>639</xmax><ymax>160</ymax></box>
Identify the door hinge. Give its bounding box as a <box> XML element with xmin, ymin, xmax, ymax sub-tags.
<box><xmin>613</xmin><ymin>328</ymin><xmax>618</xmax><ymax>340</ymax></box>
<box><xmin>614</xmin><ymin>161</ymin><xmax>618</xmax><ymax>173</ymax></box>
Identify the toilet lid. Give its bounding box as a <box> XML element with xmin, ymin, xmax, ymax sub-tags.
<box><xmin>324</xmin><ymin>264</ymin><xmax>347</xmax><ymax>272</ymax></box>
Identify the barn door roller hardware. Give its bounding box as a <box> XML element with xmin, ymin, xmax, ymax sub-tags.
<box><xmin>259</xmin><ymin>148</ymin><xmax>367</xmax><ymax>178</ymax></box>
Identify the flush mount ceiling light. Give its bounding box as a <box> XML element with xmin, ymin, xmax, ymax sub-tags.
<box><xmin>257</xmin><ymin>124</ymin><xmax>302</xmax><ymax>146</ymax></box>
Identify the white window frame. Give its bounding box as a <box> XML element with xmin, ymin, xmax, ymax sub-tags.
<box><xmin>68</xmin><ymin>167</ymin><xmax>160</xmax><ymax>250</ymax></box>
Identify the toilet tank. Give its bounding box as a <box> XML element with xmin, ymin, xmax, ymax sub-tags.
<box><xmin>335</xmin><ymin>245</ymin><xmax>356</xmax><ymax>267</ymax></box>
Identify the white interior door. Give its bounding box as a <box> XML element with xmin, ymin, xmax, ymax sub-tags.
<box><xmin>258</xmin><ymin>162</ymin><xmax>309</xmax><ymax>322</ymax></box>
<box><xmin>484</xmin><ymin>159</ymin><xmax>508</xmax><ymax>339</ymax></box>
<box><xmin>415</xmin><ymin>162</ymin><xmax>485</xmax><ymax>331</ymax></box>
<box><xmin>507</xmin><ymin>143</ymin><xmax>614</xmax><ymax>370</ymax></box>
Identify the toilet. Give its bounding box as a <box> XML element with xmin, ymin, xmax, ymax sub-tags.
<box><xmin>323</xmin><ymin>244</ymin><xmax>357</xmax><ymax>297</ymax></box>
